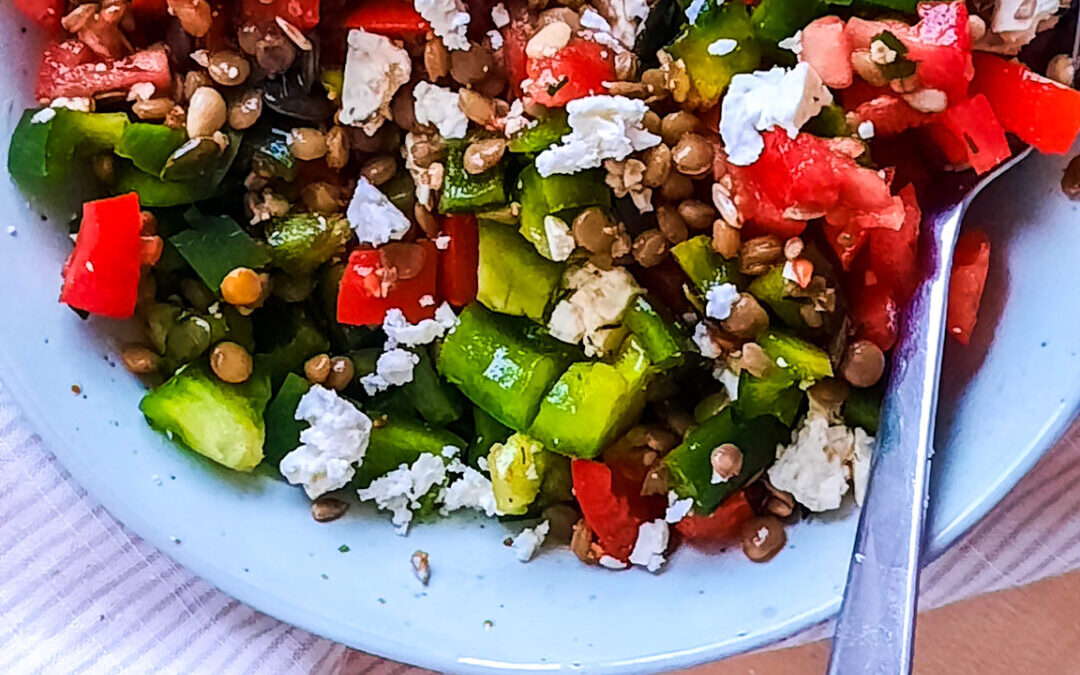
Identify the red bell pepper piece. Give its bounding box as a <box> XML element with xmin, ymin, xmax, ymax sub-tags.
<box><xmin>337</xmin><ymin>241</ymin><xmax>439</xmax><ymax>326</ymax></box>
<box><xmin>239</xmin><ymin>0</ymin><xmax>319</xmax><ymax>31</ymax></box>
<box><xmin>935</xmin><ymin>95</ymin><xmax>1011</xmax><ymax>175</ymax></box>
<box><xmin>526</xmin><ymin>38</ymin><xmax>614</xmax><ymax>107</ymax></box>
<box><xmin>60</xmin><ymin>193</ymin><xmax>145</xmax><ymax>319</ymax></box>
<box><xmin>674</xmin><ymin>491</ymin><xmax>754</xmax><ymax>544</ymax></box>
<box><xmin>571</xmin><ymin>459</ymin><xmax>643</xmax><ymax>561</ymax></box>
<box><xmin>14</xmin><ymin>0</ymin><xmax>64</xmax><ymax>32</ymax></box>
<box><xmin>36</xmin><ymin>46</ymin><xmax>170</xmax><ymax>102</ymax></box>
<box><xmin>437</xmin><ymin>215</ymin><xmax>479</xmax><ymax>307</ymax></box>
<box><xmin>971</xmin><ymin>52</ymin><xmax>1080</xmax><ymax>155</ymax></box>
<box><xmin>947</xmin><ymin>229</ymin><xmax>990</xmax><ymax>345</ymax></box>
<box><xmin>345</xmin><ymin>1</ymin><xmax>429</xmax><ymax>36</ymax></box>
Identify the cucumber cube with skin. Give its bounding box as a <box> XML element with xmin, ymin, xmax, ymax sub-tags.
<box><xmin>758</xmin><ymin>330</ymin><xmax>833</xmax><ymax>386</ymax></box>
<box><xmin>436</xmin><ymin>304</ymin><xmax>578</xmax><ymax>431</ymax></box>
<box><xmin>528</xmin><ymin>362</ymin><xmax>638</xmax><ymax>459</ymax></box>
<box><xmin>477</xmin><ymin>221</ymin><xmax>563</xmax><ymax>321</ymax></box>
<box><xmin>623</xmin><ymin>296</ymin><xmax>686</xmax><ymax>369</ymax></box>
<box><xmin>352</xmin><ymin>415</ymin><xmax>466</xmax><ymax>488</ymax></box>
<box><xmin>140</xmin><ymin>362</ymin><xmax>271</xmax><ymax>472</ymax></box>
<box><xmin>671</xmin><ymin>235</ymin><xmax>746</xmax><ymax>294</ymax></box>
<box><xmin>488</xmin><ymin>432</ymin><xmax>551</xmax><ymax>515</ymax></box>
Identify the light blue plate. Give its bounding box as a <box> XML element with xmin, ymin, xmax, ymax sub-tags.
<box><xmin>1</xmin><ymin>10</ymin><xmax>1078</xmax><ymax>673</ymax></box>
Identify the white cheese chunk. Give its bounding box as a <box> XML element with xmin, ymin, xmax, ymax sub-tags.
<box><xmin>628</xmin><ymin>519</ymin><xmax>669</xmax><ymax>572</ymax></box>
<box><xmin>704</xmin><ymin>282</ymin><xmax>740</xmax><ymax>321</ymax></box>
<box><xmin>547</xmin><ymin>263</ymin><xmax>642</xmax><ymax>357</ymax></box>
<box><xmin>357</xmin><ymin>453</ymin><xmax>447</xmax><ymax>534</ymax></box>
<box><xmin>340</xmin><ymin>29</ymin><xmax>411</xmax><ymax>130</ymax></box>
<box><xmin>359</xmin><ymin>348</ymin><xmax>420</xmax><ymax>395</ymax></box>
<box><xmin>413</xmin><ymin>81</ymin><xmax>469</xmax><ymax>139</ymax></box>
<box><xmin>490</xmin><ymin>2</ymin><xmax>510</xmax><ymax>27</ymax></box>
<box><xmin>440</xmin><ymin>459</ymin><xmax>500</xmax><ymax>516</ymax></box>
<box><xmin>382</xmin><ymin>302</ymin><xmax>459</xmax><ymax>348</ymax></box>
<box><xmin>279</xmin><ymin>386</ymin><xmax>373</xmax><ymax>499</ymax></box>
<box><xmin>511</xmin><ymin>520</ymin><xmax>550</xmax><ymax>562</ymax></box>
<box><xmin>346</xmin><ymin>177</ymin><xmax>412</xmax><ymax>246</ymax></box>
<box><xmin>536</xmin><ymin>95</ymin><xmax>660</xmax><ymax>176</ymax></box>
<box><xmin>543</xmin><ymin>215</ymin><xmax>576</xmax><ymax>261</ymax></box>
<box><xmin>414</xmin><ymin>0</ymin><xmax>471</xmax><ymax>50</ymax></box>
<box><xmin>664</xmin><ymin>492</ymin><xmax>694</xmax><ymax>524</ymax></box>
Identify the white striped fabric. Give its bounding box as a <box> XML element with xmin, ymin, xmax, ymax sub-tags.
<box><xmin>0</xmin><ymin>380</ymin><xmax>1076</xmax><ymax>674</ymax></box>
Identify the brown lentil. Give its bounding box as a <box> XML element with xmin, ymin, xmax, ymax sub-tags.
<box><xmin>325</xmin><ymin>356</ymin><xmax>355</xmax><ymax>391</ymax></box>
<box><xmin>808</xmin><ymin>378</ymin><xmax>850</xmax><ymax>414</ymax></box>
<box><xmin>227</xmin><ymin>90</ymin><xmax>262</xmax><ymax>130</ymax></box>
<box><xmin>571</xmin><ymin>207</ymin><xmax>614</xmax><ymax>253</ymax></box>
<box><xmin>642</xmin><ymin>110</ymin><xmax>661</xmax><ymax>135</ymax></box>
<box><xmin>237</xmin><ymin>24</ymin><xmax>261</xmax><ymax>54</ymax></box>
<box><xmin>800</xmin><ymin>304</ymin><xmax>824</xmax><ymax>329</ymax></box>
<box><xmin>139</xmin><ymin>211</ymin><xmax>158</xmax><ymax>236</ymax></box>
<box><xmin>570</xmin><ymin>520</ymin><xmax>600</xmax><ymax>565</ymax></box>
<box><xmin>254</xmin><ymin>30</ymin><xmax>297</xmax><ymax>74</ymax></box>
<box><xmin>381</xmin><ymin>242</ymin><xmax>428</xmax><ymax>280</ymax></box>
<box><xmin>300</xmin><ymin>182</ymin><xmax>345</xmax><ymax>214</ymax></box>
<box><xmin>304</xmin><ymin>353</ymin><xmax>331</xmax><ymax>384</ymax></box>
<box><xmin>463</xmin><ymin>138</ymin><xmax>506</xmax><ymax>175</ymax></box>
<box><xmin>414</xmin><ymin>204</ymin><xmax>441</xmax><ymax>237</ymax></box>
<box><xmin>739</xmin><ymin>342</ymin><xmax>774</xmax><ymax>378</ymax></box>
<box><xmin>614</xmin><ymin>51</ymin><xmax>637</xmax><ymax>81</ymax></box>
<box><xmin>61</xmin><ymin>3</ymin><xmax>97</xmax><ymax>33</ymax></box>
<box><xmin>182</xmin><ymin>70</ymin><xmax>212</xmax><ymax>102</ymax></box>
<box><xmin>783</xmin><ymin>237</ymin><xmax>805</xmax><ymax>260</ymax></box>
<box><xmin>640</xmin><ymin>463</ymin><xmax>670</xmax><ymax>496</ymax></box>
<box><xmin>355</xmin><ymin>156</ymin><xmax>395</xmax><ymax>187</ymax></box>
<box><xmin>458</xmin><ymin>89</ymin><xmax>497</xmax><ymax>126</ymax></box>
<box><xmin>186</xmin><ymin>87</ymin><xmax>227</xmax><ymax>138</ymax></box>
<box><xmin>675</xmin><ymin>199</ymin><xmax>711</xmax><ymax>231</ymax></box>
<box><xmin>325</xmin><ymin>126</ymin><xmax>350</xmax><ymax>170</ymax></box>
<box><xmin>738</xmin><ymin>235</ymin><xmax>784</xmax><ymax>275</ymax></box>
<box><xmin>390</xmin><ymin>85</ymin><xmax>421</xmax><ymax>132</ymax></box>
<box><xmin>537</xmin><ymin>7</ymin><xmax>580</xmax><ymax>30</ymax></box>
<box><xmin>710</xmin><ymin>443</ymin><xmax>743</xmax><ymax>481</ymax></box>
<box><xmin>408</xmin><ymin>136</ymin><xmax>445</xmax><ymax>168</ymax></box>
<box><xmin>641</xmin><ymin>144</ymin><xmax>671</xmax><ymax>188</ymax></box>
<box><xmin>221</xmin><ymin>267</ymin><xmax>264</xmax><ymax>306</ymax></box>
<box><xmin>840</xmin><ymin>339</ymin><xmax>886</xmax><ymax>388</ymax></box>
<box><xmin>632</xmin><ymin>229</ymin><xmax>669</xmax><ymax>267</ymax></box>
<box><xmin>207</xmin><ymin>50</ymin><xmax>250</xmax><ymax>86</ymax></box>
<box><xmin>311</xmin><ymin>496</ymin><xmax>349</xmax><ymax>522</ymax></box>
<box><xmin>655</xmin><ymin>205</ymin><xmax>688</xmax><ymax>244</ymax></box>
<box><xmin>450</xmin><ymin>43</ymin><xmax>493</xmax><ymax>85</ymax></box>
<box><xmin>671</xmin><ymin>133</ymin><xmax>713</xmax><ymax>176</ymax></box>
<box><xmin>120</xmin><ymin>346</ymin><xmax>160</xmax><ymax>375</ymax></box>
<box><xmin>424</xmin><ymin>37</ymin><xmax>451</xmax><ymax>80</ymax></box>
<box><xmin>210</xmin><ymin>341</ymin><xmax>254</xmax><ymax>383</ymax></box>
<box><xmin>167</xmin><ymin>0</ymin><xmax>212</xmax><ymax>37</ymax></box>
<box><xmin>721</xmin><ymin>293</ymin><xmax>769</xmax><ymax>338</ymax></box>
<box><xmin>660</xmin><ymin>111</ymin><xmax>699</xmax><ymax>146</ymax></box>
<box><xmin>525</xmin><ymin>21</ymin><xmax>572</xmax><ymax>59</ymax></box>
<box><xmin>605</xmin><ymin>81</ymin><xmax>650</xmax><ymax>99</ymax></box>
<box><xmin>1062</xmin><ymin>154</ymin><xmax>1080</xmax><ymax>199</ymax></box>
<box><xmin>540</xmin><ymin>504</ymin><xmax>580</xmax><ymax>543</ymax></box>
<box><xmin>132</xmin><ymin>97</ymin><xmax>175</xmax><ymax>120</ymax></box>
<box><xmin>1047</xmin><ymin>53</ymin><xmax>1076</xmax><ymax>86</ymax></box>
<box><xmin>288</xmin><ymin>128</ymin><xmax>328</xmax><ymax>161</ymax></box>
<box><xmin>163</xmin><ymin>105</ymin><xmax>187</xmax><ymax>130</ymax></box>
<box><xmin>660</xmin><ymin>172</ymin><xmax>694</xmax><ymax>201</ymax></box>
<box><xmin>741</xmin><ymin>516</ymin><xmax>786</xmax><ymax>562</ymax></box>
<box><xmin>763</xmin><ymin>483</ymin><xmax>796</xmax><ymax>518</ymax></box>
<box><xmin>92</xmin><ymin>154</ymin><xmax>115</xmax><ymax>184</ymax></box>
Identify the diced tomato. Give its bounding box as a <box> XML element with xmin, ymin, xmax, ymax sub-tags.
<box><xmin>60</xmin><ymin>193</ymin><xmax>145</xmax><ymax>319</ymax></box>
<box><xmin>824</xmin><ymin>222</ymin><xmax>869</xmax><ymax>270</ymax></box>
<box><xmin>437</xmin><ymin>215</ymin><xmax>479</xmax><ymax>307</ymax></box>
<box><xmin>801</xmin><ymin>16</ymin><xmax>853</xmax><ymax>89</ymax></box>
<box><xmin>935</xmin><ymin>95</ymin><xmax>1011</xmax><ymax>174</ymax></box>
<box><xmin>36</xmin><ymin>46</ymin><xmax>171</xmax><ymax>102</ymax></box>
<box><xmin>345</xmin><ymin>0</ymin><xmax>429</xmax><ymax>36</ymax></box>
<box><xmin>675</xmin><ymin>492</ymin><xmax>755</xmax><ymax>544</ymax></box>
<box><xmin>337</xmin><ymin>242</ymin><xmax>439</xmax><ymax>326</ymax></box>
<box><xmin>851</xmin><ymin>94</ymin><xmax>930</xmax><ymax>137</ymax></box>
<box><xmin>971</xmin><ymin>52</ymin><xmax>1080</xmax><ymax>154</ymax></box>
<box><xmin>239</xmin><ymin>0</ymin><xmax>319</xmax><ymax>31</ymax></box>
<box><xmin>526</xmin><ymin>38</ymin><xmax>614</xmax><ymax>107</ymax></box>
<box><xmin>728</xmin><ymin>130</ymin><xmax>905</xmax><ymax>237</ymax></box>
<box><xmin>947</xmin><ymin>229</ymin><xmax>990</xmax><ymax>345</ymax></box>
<box><xmin>571</xmin><ymin>459</ymin><xmax>644</xmax><ymax>562</ymax></box>
<box><xmin>920</xmin><ymin>122</ymin><xmax>971</xmax><ymax>166</ymax></box>
<box><xmin>14</xmin><ymin>0</ymin><xmax>63</xmax><ymax>32</ymax></box>
<box><xmin>501</xmin><ymin>13</ymin><xmax>531</xmax><ymax>98</ymax></box>
<box><xmin>139</xmin><ymin>236</ymin><xmax>164</xmax><ymax>267</ymax></box>
<box><xmin>867</xmin><ymin>184</ymin><xmax>921</xmax><ymax>299</ymax></box>
<box><xmin>850</xmin><ymin>280</ymin><xmax>901</xmax><ymax>352</ymax></box>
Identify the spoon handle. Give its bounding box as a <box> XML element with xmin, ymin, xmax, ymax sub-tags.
<box><xmin>826</xmin><ymin>203</ymin><xmax>964</xmax><ymax>675</ymax></box>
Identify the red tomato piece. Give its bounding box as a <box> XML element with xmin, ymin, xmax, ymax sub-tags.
<box><xmin>437</xmin><ymin>214</ymin><xmax>479</xmax><ymax>307</ymax></box>
<box><xmin>337</xmin><ymin>242</ymin><xmax>439</xmax><ymax>326</ymax></box>
<box><xmin>867</xmin><ymin>184</ymin><xmax>921</xmax><ymax>300</ymax></box>
<box><xmin>947</xmin><ymin>229</ymin><xmax>991</xmax><ymax>345</ymax></box>
<box><xmin>935</xmin><ymin>94</ymin><xmax>1011</xmax><ymax>174</ymax></box>
<box><xmin>139</xmin><ymin>236</ymin><xmax>164</xmax><ymax>267</ymax></box>
<box><xmin>920</xmin><ymin>122</ymin><xmax>971</xmax><ymax>166</ymax></box>
<box><xmin>571</xmin><ymin>459</ymin><xmax>643</xmax><ymax>562</ymax></box>
<box><xmin>971</xmin><ymin>52</ymin><xmax>1080</xmax><ymax>154</ymax></box>
<box><xmin>850</xmin><ymin>280</ymin><xmax>901</xmax><ymax>352</ymax></box>
<box><xmin>851</xmin><ymin>94</ymin><xmax>930</xmax><ymax>137</ymax></box>
<box><xmin>60</xmin><ymin>193</ymin><xmax>144</xmax><ymax>319</ymax></box>
<box><xmin>501</xmin><ymin>13</ymin><xmax>531</xmax><ymax>99</ymax></box>
<box><xmin>36</xmin><ymin>46</ymin><xmax>170</xmax><ymax>102</ymax></box>
<box><xmin>801</xmin><ymin>16</ymin><xmax>853</xmax><ymax>89</ymax></box>
<box><xmin>239</xmin><ymin>0</ymin><xmax>319</xmax><ymax>31</ymax></box>
<box><xmin>14</xmin><ymin>0</ymin><xmax>64</xmax><ymax>32</ymax></box>
<box><xmin>526</xmin><ymin>38</ymin><xmax>614</xmax><ymax>107</ymax></box>
<box><xmin>675</xmin><ymin>491</ymin><xmax>755</xmax><ymax>544</ymax></box>
<box><xmin>345</xmin><ymin>1</ymin><xmax>429</xmax><ymax>36</ymax></box>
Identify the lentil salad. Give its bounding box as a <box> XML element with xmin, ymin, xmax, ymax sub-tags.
<box><xmin>7</xmin><ymin>0</ymin><xmax>1079</xmax><ymax>571</ymax></box>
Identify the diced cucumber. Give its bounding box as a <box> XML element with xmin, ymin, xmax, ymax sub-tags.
<box><xmin>488</xmin><ymin>432</ymin><xmax>553</xmax><ymax>515</ymax></box>
<box><xmin>748</xmin><ymin>265</ymin><xmax>812</xmax><ymax>330</ymax></box>
<box><xmin>467</xmin><ymin>406</ymin><xmax>512</xmax><ymax>470</ymax></box>
<box><xmin>353</xmin><ymin>415</ymin><xmax>466</xmax><ymax>488</ymax></box>
<box><xmin>140</xmin><ymin>362</ymin><xmax>271</xmax><ymax>472</ymax></box>
<box><xmin>623</xmin><ymin>296</ymin><xmax>686</xmax><ymax>369</ymax></box>
<box><xmin>507</xmin><ymin>110</ymin><xmax>569</xmax><ymax>154</ymax></box>
<box><xmin>734</xmin><ymin>370</ymin><xmax>804</xmax><ymax>426</ymax></box>
<box><xmin>613</xmin><ymin>334</ymin><xmax>653</xmax><ymax>393</ymax></box>
<box><xmin>262</xmin><ymin>372</ymin><xmax>311</xmax><ymax>472</ymax></box>
<box><xmin>671</xmin><ymin>235</ymin><xmax>746</xmax><ymax>294</ymax></box>
<box><xmin>477</xmin><ymin>221</ymin><xmax>563</xmax><ymax>321</ymax></box>
<box><xmin>401</xmin><ymin>347</ymin><xmax>465</xmax><ymax>426</ymax></box>
<box><xmin>516</xmin><ymin>164</ymin><xmax>608</xmax><ymax>260</ymax></box>
<box><xmin>666</xmin><ymin>0</ymin><xmax>761</xmax><ymax>102</ymax></box>
<box><xmin>115</xmin><ymin>123</ymin><xmax>187</xmax><ymax>175</ymax></box>
<box><xmin>439</xmin><ymin>142</ymin><xmax>506</xmax><ymax>213</ymax></box>
<box><xmin>664</xmin><ymin>407</ymin><xmax>789</xmax><ymax>512</ymax></box>
<box><xmin>758</xmin><ymin>330</ymin><xmax>833</xmax><ymax>386</ymax></box>
<box><xmin>265</xmin><ymin>212</ymin><xmax>352</xmax><ymax>275</ymax></box>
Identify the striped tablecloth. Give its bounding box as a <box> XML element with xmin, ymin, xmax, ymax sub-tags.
<box><xmin>1</xmin><ymin>380</ymin><xmax>1077</xmax><ymax>675</ymax></box>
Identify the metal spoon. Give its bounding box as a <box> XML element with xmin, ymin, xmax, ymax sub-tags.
<box><xmin>827</xmin><ymin>12</ymin><xmax>1079</xmax><ymax>672</ymax></box>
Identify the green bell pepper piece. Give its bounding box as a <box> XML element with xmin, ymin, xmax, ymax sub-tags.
<box><xmin>528</xmin><ymin>362</ymin><xmax>641</xmax><ymax>459</ymax></box>
<box><xmin>664</xmin><ymin>407</ymin><xmax>789</xmax><ymax>512</ymax></box>
<box><xmin>734</xmin><ymin>370</ymin><xmax>804</xmax><ymax>426</ymax></box>
<box><xmin>844</xmin><ymin>384</ymin><xmax>882</xmax><ymax>434</ymax></box>
<box><xmin>436</xmin><ymin>303</ymin><xmax>578</xmax><ymax>431</ymax></box>
<box><xmin>258</xmin><ymin>310</ymin><xmax>330</xmax><ymax>388</ymax></box>
<box><xmin>381</xmin><ymin>170</ymin><xmax>416</xmax><ymax>216</ymax></box>
<box><xmin>488</xmin><ymin>432</ymin><xmax>554</xmax><ymax>515</ymax></box>
<box><xmin>516</xmin><ymin>164</ymin><xmax>608</xmax><ymax>260</ymax></box>
<box><xmin>747</xmin><ymin>265</ymin><xmax>811</xmax><ymax>330</ymax></box>
<box><xmin>750</xmin><ymin>0</ymin><xmax>826</xmax><ymax>45</ymax></box>
<box><xmin>623</xmin><ymin>296</ymin><xmax>686</xmax><ymax>369</ymax></box>
<box><xmin>506</xmin><ymin>110</ymin><xmax>570</xmax><ymax>154</ymax></box>
<box><xmin>439</xmin><ymin>142</ymin><xmax>506</xmax><ymax>213</ymax></box>
<box><xmin>477</xmin><ymin>221</ymin><xmax>563</xmax><ymax>321</ymax></box>
<box><xmin>170</xmin><ymin>208</ymin><xmax>271</xmax><ymax>290</ymax></box>
<box><xmin>353</xmin><ymin>415</ymin><xmax>466</xmax><ymax>488</ymax></box>
<box><xmin>671</xmin><ymin>235</ymin><xmax>746</xmax><ymax>293</ymax></box>
<box><xmin>805</xmin><ymin>103</ymin><xmax>852</xmax><ymax>138</ymax></box>
<box><xmin>401</xmin><ymin>348</ymin><xmax>465</xmax><ymax>426</ymax></box>
<box><xmin>265</xmin><ymin>212</ymin><xmax>351</xmax><ymax>275</ymax></box>
<box><xmin>139</xmin><ymin>361</ymin><xmax>271</xmax><ymax>472</ymax></box>
<box><xmin>467</xmin><ymin>406</ymin><xmax>512</xmax><ymax>470</ymax></box>
<box><xmin>262</xmin><ymin>372</ymin><xmax>312</xmax><ymax>473</ymax></box>
<box><xmin>666</xmin><ymin>0</ymin><xmax>761</xmax><ymax>102</ymax></box>
<box><xmin>114</xmin><ymin>123</ymin><xmax>187</xmax><ymax>176</ymax></box>
<box><xmin>758</xmin><ymin>330</ymin><xmax>833</xmax><ymax>386</ymax></box>
<box><xmin>113</xmin><ymin>130</ymin><xmax>242</xmax><ymax>207</ymax></box>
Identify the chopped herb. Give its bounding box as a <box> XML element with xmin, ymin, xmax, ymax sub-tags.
<box><xmin>546</xmin><ymin>77</ymin><xmax>568</xmax><ymax>97</ymax></box>
<box><xmin>338</xmin><ymin>544</ymin><xmax>350</xmax><ymax>553</ymax></box>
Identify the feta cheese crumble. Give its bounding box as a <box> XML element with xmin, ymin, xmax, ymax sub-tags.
<box><xmin>535</xmin><ymin>95</ymin><xmax>660</xmax><ymax>176</ymax></box>
<box><xmin>548</xmin><ymin>263</ymin><xmax>642</xmax><ymax>357</ymax></box>
<box><xmin>713</xmin><ymin>366</ymin><xmax>740</xmax><ymax>403</ymax></box>
<box><xmin>382</xmin><ymin>302</ymin><xmax>459</xmax><ymax>347</ymax></box>
<box><xmin>707</xmin><ymin>38</ymin><xmax>738</xmax><ymax>56</ymax></box>
<box><xmin>720</xmin><ymin>63</ymin><xmax>833</xmax><ymax>166</ymax></box>
<box><xmin>857</xmin><ymin>120</ymin><xmax>875</xmax><ymax>140</ymax></box>
<box><xmin>490</xmin><ymin>2</ymin><xmax>510</xmax><ymax>28</ymax></box>
<box><xmin>767</xmin><ymin>411</ymin><xmax>876</xmax><ymax>512</ymax></box>
<box><xmin>543</xmin><ymin>215</ymin><xmax>576</xmax><ymax>261</ymax></box>
<box><xmin>347</xmin><ymin>177</ymin><xmax>412</xmax><ymax>245</ymax></box>
<box><xmin>502</xmin><ymin>99</ymin><xmax>534</xmax><ymax>137</ymax></box>
<box><xmin>629</xmin><ymin>519</ymin><xmax>669</xmax><ymax>572</ymax></box>
<box><xmin>665</xmin><ymin>492</ymin><xmax>694</xmax><ymax>524</ymax></box>
<box><xmin>594</xmin><ymin>0</ymin><xmax>649</xmax><ymax>48</ymax></box>
<box><xmin>280</xmin><ymin>386</ymin><xmax>373</xmax><ymax>499</ymax></box>
<box><xmin>413</xmin><ymin>82</ymin><xmax>469</xmax><ymax>139</ymax></box>
<box><xmin>692</xmin><ymin>322</ymin><xmax>722</xmax><ymax>359</ymax></box>
<box><xmin>358</xmin><ymin>453</ymin><xmax>447</xmax><ymax>534</ymax></box>
<box><xmin>30</xmin><ymin>108</ymin><xmax>57</xmax><ymax>124</ymax></box>
<box><xmin>414</xmin><ymin>0</ymin><xmax>471</xmax><ymax>50</ymax></box>
<box><xmin>486</xmin><ymin>29</ymin><xmax>504</xmax><ymax>50</ymax></box>
<box><xmin>440</xmin><ymin>459</ymin><xmax>500</xmax><ymax>516</ymax></box>
<box><xmin>705</xmin><ymin>282</ymin><xmax>740</xmax><ymax>321</ymax></box>
<box><xmin>360</xmin><ymin>348</ymin><xmax>420</xmax><ymax>395</ymax></box>
<box><xmin>511</xmin><ymin>520</ymin><xmax>550</xmax><ymax>562</ymax></box>
<box><xmin>777</xmin><ymin>31</ymin><xmax>802</xmax><ymax>55</ymax></box>
<box><xmin>599</xmin><ymin>555</ymin><xmax>628</xmax><ymax>570</ymax></box>
<box><xmin>339</xmin><ymin>29</ymin><xmax>411</xmax><ymax>131</ymax></box>
<box><xmin>402</xmin><ymin>132</ymin><xmax>444</xmax><ymax>208</ymax></box>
